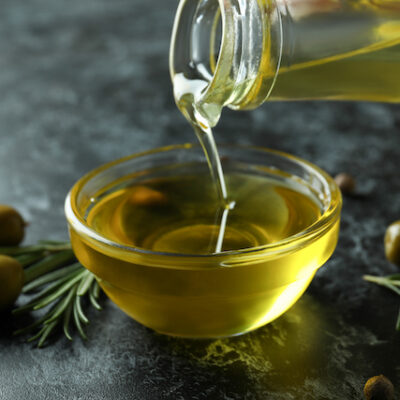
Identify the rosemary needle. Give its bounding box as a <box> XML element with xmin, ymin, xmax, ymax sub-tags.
<box><xmin>63</xmin><ymin>302</ymin><xmax>74</xmax><ymax>341</ymax></box>
<box><xmin>1</xmin><ymin>240</ymin><xmax>104</xmax><ymax>347</ymax></box>
<box><xmin>363</xmin><ymin>274</ymin><xmax>400</xmax><ymax>331</ymax></box>
<box><xmin>23</xmin><ymin>263</ymin><xmax>81</xmax><ymax>293</ymax></box>
<box><xmin>396</xmin><ymin>307</ymin><xmax>400</xmax><ymax>331</ymax></box>
<box><xmin>363</xmin><ymin>274</ymin><xmax>400</xmax><ymax>296</ymax></box>
<box><xmin>77</xmin><ymin>271</ymin><xmax>95</xmax><ymax>296</ymax></box>
<box><xmin>75</xmin><ymin>293</ymin><xmax>89</xmax><ymax>325</ymax></box>
<box><xmin>89</xmin><ymin>283</ymin><xmax>102</xmax><ymax>311</ymax></box>
<box><xmin>24</xmin><ymin>250</ymin><xmax>75</xmax><ymax>284</ymax></box>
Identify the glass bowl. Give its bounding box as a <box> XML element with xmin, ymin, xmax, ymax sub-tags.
<box><xmin>65</xmin><ymin>144</ymin><xmax>341</xmax><ymax>338</ymax></box>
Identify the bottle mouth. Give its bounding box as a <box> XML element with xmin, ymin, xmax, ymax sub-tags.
<box><xmin>169</xmin><ymin>0</ymin><xmax>233</xmax><ymax>127</ymax></box>
<box><xmin>170</xmin><ymin>0</ymin><xmax>283</xmax><ymax>126</ymax></box>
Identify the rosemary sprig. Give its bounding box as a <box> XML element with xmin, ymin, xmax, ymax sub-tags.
<box><xmin>1</xmin><ymin>241</ymin><xmax>103</xmax><ymax>347</ymax></box>
<box><xmin>363</xmin><ymin>273</ymin><xmax>400</xmax><ymax>330</ymax></box>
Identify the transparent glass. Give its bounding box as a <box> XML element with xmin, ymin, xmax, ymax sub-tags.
<box><xmin>170</xmin><ymin>0</ymin><xmax>400</xmax><ymax>126</ymax></box>
<box><xmin>65</xmin><ymin>144</ymin><xmax>341</xmax><ymax>338</ymax></box>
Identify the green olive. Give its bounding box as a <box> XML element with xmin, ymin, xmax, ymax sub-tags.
<box><xmin>384</xmin><ymin>220</ymin><xmax>400</xmax><ymax>266</ymax></box>
<box><xmin>364</xmin><ymin>375</ymin><xmax>394</xmax><ymax>400</ymax></box>
<box><xmin>0</xmin><ymin>255</ymin><xmax>24</xmax><ymax>311</ymax></box>
<box><xmin>0</xmin><ymin>205</ymin><xmax>25</xmax><ymax>246</ymax></box>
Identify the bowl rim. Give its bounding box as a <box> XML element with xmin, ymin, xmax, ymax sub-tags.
<box><xmin>65</xmin><ymin>143</ymin><xmax>342</xmax><ymax>260</ymax></box>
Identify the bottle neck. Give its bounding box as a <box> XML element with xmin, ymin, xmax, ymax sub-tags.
<box><xmin>170</xmin><ymin>0</ymin><xmax>283</xmax><ymax>127</ymax></box>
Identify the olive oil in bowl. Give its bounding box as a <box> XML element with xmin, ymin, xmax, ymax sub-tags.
<box><xmin>66</xmin><ymin>145</ymin><xmax>341</xmax><ymax>337</ymax></box>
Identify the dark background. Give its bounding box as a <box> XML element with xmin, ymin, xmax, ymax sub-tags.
<box><xmin>1</xmin><ymin>1</ymin><xmax>400</xmax><ymax>399</ymax></box>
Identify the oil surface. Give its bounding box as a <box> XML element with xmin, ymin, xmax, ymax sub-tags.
<box><xmin>86</xmin><ymin>171</ymin><xmax>321</xmax><ymax>255</ymax></box>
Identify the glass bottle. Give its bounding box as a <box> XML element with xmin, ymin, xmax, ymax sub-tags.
<box><xmin>170</xmin><ymin>0</ymin><xmax>400</xmax><ymax>127</ymax></box>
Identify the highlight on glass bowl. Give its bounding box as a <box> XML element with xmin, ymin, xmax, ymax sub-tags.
<box><xmin>65</xmin><ymin>143</ymin><xmax>342</xmax><ymax>338</ymax></box>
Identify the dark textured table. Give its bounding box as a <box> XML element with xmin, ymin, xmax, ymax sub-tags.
<box><xmin>0</xmin><ymin>1</ymin><xmax>400</xmax><ymax>399</ymax></box>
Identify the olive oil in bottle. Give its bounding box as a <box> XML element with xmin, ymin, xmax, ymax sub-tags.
<box><xmin>170</xmin><ymin>0</ymin><xmax>400</xmax><ymax>126</ymax></box>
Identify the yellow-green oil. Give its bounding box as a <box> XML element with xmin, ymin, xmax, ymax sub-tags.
<box><xmin>70</xmin><ymin>167</ymin><xmax>340</xmax><ymax>337</ymax></box>
<box><xmin>252</xmin><ymin>42</ymin><xmax>400</xmax><ymax>105</ymax></box>
<box><xmin>203</xmin><ymin>1</ymin><xmax>400</xmax><ymax>112</ymax></box>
